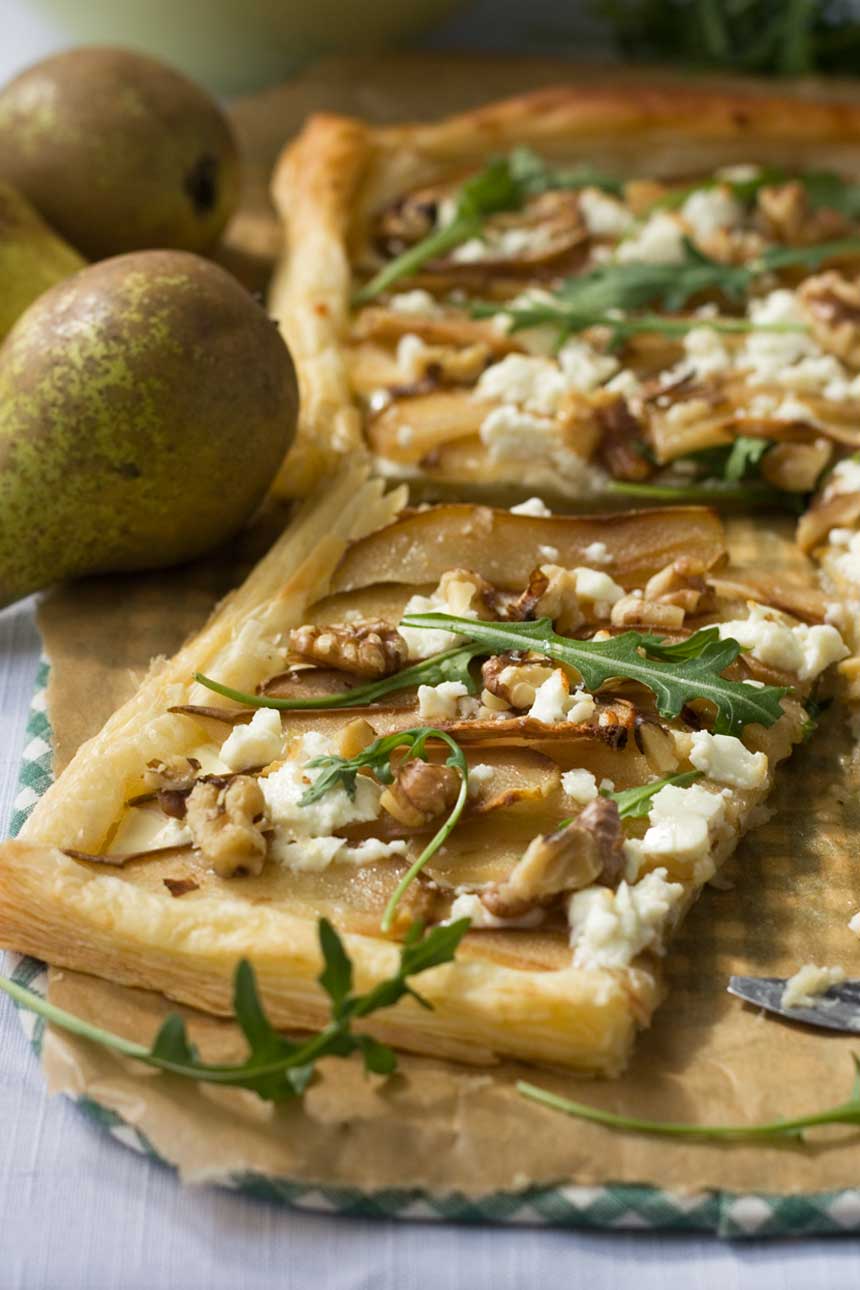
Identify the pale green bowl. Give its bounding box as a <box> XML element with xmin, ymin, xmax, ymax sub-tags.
<box><xmin>31</xmin><ymin>0</ymin><xmax>463</xmax><ymax>94</ymax></box>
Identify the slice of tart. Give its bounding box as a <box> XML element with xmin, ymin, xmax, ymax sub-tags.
<box><xmin>0</xmin><ymin>466</ymin><xmax>846</xmax><ymax>1075</ymax></box>
<box><xmin>270</xmin><ymin>84</ymin><xmax>860</xmax><ymax>509</ymax></box>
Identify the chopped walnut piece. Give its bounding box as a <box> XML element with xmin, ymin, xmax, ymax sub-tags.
<box><xmin>437</xmin><ymin>568</ymin><xmax>499</xmax><ymax>619</ymax></box>
<box><xmin>163</xmin><ymin>876</ymin><xmax>200</xmax><ymax>898</ymax></box>
<box><xmin>595</xmin><ymin>396</ymin><xmax>652</xmax><ymax>482</ymax></box>
<box><xmin>757</xmin><ymin>182</ymin><xmax>849</xmax><ymax>246</ymax></box>
<box><xmin>399</xmin><ymin>339</ymin><xmax>491</xmax><ymax>386</ymax></box>
<box><xmin>798</xmin><ymin>271</ymin><xmax>860</xmax><ymax>366</ymax></box>
<box><xmin>380</xmin><ymin>760</ymin><xmax>461</xmax><ymax>828</ymax></box>
<box><xmin>532</xmin><ymin>564</ymin><xmax>585</xmax><ymax>633</ymax></box>
<box><xmin>760</xmin><ymin>439</ymin><xmax>832</xmax><ymax>493</ymax></box>
<box><xmin>645</xmin><ymin>559</ymin><xmax>708</xmax><ymax>614</ymax></box>
<box><xmin>288</xmin><ymin>620</ymin><xmax>408</xmax><ymax>679</ymax></box>
<box><xmin>481</xmin><ymin>798</ymin><xmax>625</xmax><ymax>919</ymax></box>
<box><xmin>481</xmin><ymin>651</ymin><xmax>555</xmax><ymax>709</ymax></box>
<box><xmin>185</xmin><ymin>776</ymin><xmax>268</xmax><ymax>879</ymax></box>
<box><xmin>610</xmin><ymin>592</ymin><xmax>685</xmax><ymax>630</ymax></box>
<box><xmin>142</xmin><ymin>755</ymin><xmax>201</xmax><ymax>794</ymax></box>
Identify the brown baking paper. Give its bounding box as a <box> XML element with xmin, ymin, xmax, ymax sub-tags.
<box><xmin>28</xmin><ymin>56</ymin><xmax>860</xmax><ymax>1200</ymax></box>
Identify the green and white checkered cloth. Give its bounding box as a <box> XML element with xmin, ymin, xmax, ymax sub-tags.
<box><xmin>5</xmin><ymin>661</ymin><xmax>860</xmax><ymax>1238</ymax></box>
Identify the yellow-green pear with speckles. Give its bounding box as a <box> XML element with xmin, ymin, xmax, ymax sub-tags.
<box><xmin>0</xmin><ymin>181</ymin><xmax>85</xmax><ymax>339</ymax></box>
<box><xmin>0</xmin><ymin>250</ymin><xmax>297</xmax><ymax>608</ymax></box>
<box><xmin>0</xmin><ymin>47</ymin><xmax>240</xmax><ymax>260</ymax></box>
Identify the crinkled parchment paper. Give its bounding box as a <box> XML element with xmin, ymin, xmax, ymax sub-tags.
<box><xmin>31</xmin><ymin>57</ymin><xmax>860</xmax><ymax>1199</ymax></box>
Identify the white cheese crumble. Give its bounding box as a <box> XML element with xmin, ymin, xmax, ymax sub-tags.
<box><xmin>151</xmin><ymin>818</ymin><xmax>193</xmax><ymax>850</ymax></box>
<box><xmin>681</xmin><ymin>185</ymin><xmax>743</xmax><ymax>239</ymax></box>
<box><xmin>447</xmin><ymin>891</ymin><xmax>545</xmax><ymax>929</ymax></box>
<box><xmin>568</xmin><ymin>868</ymin><xmax>684</xmax><ymax>968</ymax></box>
<box><xmin>396</xmin><ymin>333</ymin><xmax>428</xmax><ymax>381</ymax></box>
<box><xmin>417</xmin><ymin>681</ymin><xmax>472</xmax><ymax>722</ymax></box>
<box><xmin>688</xmin><ymin>731</ymin><xmax>768</xmax><ymax>790</ymax></box>
<box><xmin>510</xmin><ymin>496</ymin><xmax>552</xmax><ymax>517</ymax></box>
<box><xmin>743</xmin><ymin>289</ymin><xmax>817</xmax><ymax>383</ymax></box>
<box><xmin>781</xmin><ymin>964</ymin><xmax>846</xmax><ymax>1010</ymax></box>
<box><xmin>399</xmin><ymin>578</ymin><xmax>480</xmax><ymax>661</ymax></box>
<box><xmin>270</xmin><ymin>835</ymin><xmax>409</xmax><ymax>872</ymax></box>
<box><xmin>829</xmin><ymin>457</ymin><xmax>860</xmax><ymax>496</ymax></box>
<box><xmin>682</xmin><ymin>326</ymin><xmax>733</xmax><ymax>377</ymax></box>
<box><xmin>556</xmin><ymin>340</ymin><xmax>620</xmax><ymax>391</ymax></box>
<box><xmin>578</xmin><ymin>187</ymin><xmax>634</xmax><ymax>238</ymax></box>
<box><xmin>616</xmin><ymin>212</ymin><xmax>686</xmax><ymax>265</ymax></box>
<box><xmin>574</xmin><ymin>566</ymin><xmax>625</xmax><ymax>613</ymax></box>
<box><xmin>478</xmin><ymin>405</ymin><xmax>607</xmax><ymax>491</ymax></box>
<box><xmin>528</xmin><ymin>670</ymin><xmax>595</xmax><ymax>724</ymax></box>
<box><xmin>583</xmin><ymin>540</ymin><xmax>610</xmax><ymax>565</ymax></box>
<box><xmin>561</xmin><ymin>767</ymin><xmax>599</xmax><ymax>804</ymax></box>
<box><xmin>219</xmin><ymin>707</ymin><xmax>284</xmax><ymax>772</ymax></box>
<box><xmin>717</xmin><ymin>602</ymin><xmax>848</xmax><ymax>680</ymax></box>
<box><xmin>467</xmin><ymin>763</ymin><xmax>495</xmax><ymax>797</ymax></box>
<box><xmin>261</xmin><ymin>733</ymin><xmax>381</xmax><ymax>837</ymax></box>
<box><xmin>641</xmin><ymin>781</ymin><xmax>728</xmax><ymax>878</ymax></box>
<box><xmin>475</xmin><ymin>354</ymin><xmax>567</xmax><ymax>415</ymax></box>
<box><xmin>386</xmin><ymin>289</ymin><xmax>443</xmax><ymax>316</ymax></box>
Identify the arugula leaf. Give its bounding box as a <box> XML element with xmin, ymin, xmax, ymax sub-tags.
<box><xmin>353</xmin><ymin>147</ymin><xmax>622</xmax><ymax>303</ymax></box>
<box><xmin>723</xmin><ymin>434</ymin><xmax>771</xmax><ymax>483</ymax></box>
<box><xmin>472</xmin><ymin>235</ymin><xmax>860</xmax><ymax>346</ymax></box>
<box><xmin>606</xmin><ymin>478</ymin><xmax>805</xmax><ymax>512</ymax></box>
<box><xmin>605</xmin><ymin>770</ymin><xmax>703</xmax><ymax>820</ymax></box>
<box><xmin>399</xmin><ymin>614</ymin><xmax>788</xmax><ymax>737</ymax></box>
<box><xmin>298</xmin><ymin>727</ymin><xmax>470</xmax><ymax>934</ymax></box>
<box><xmin>518</xmin><ymin>1053</ymin><xmax>860</xmax><ymax>1143</ymax></box>
<box><xmin>195</xmin><ymin>644</ymin><xmax>482</xmax><ymax>713</ymax></box>
<box><xmin>0</xmin><ymin>918</ymin><xmax>471</xmax><ymax>1103</ymax></box>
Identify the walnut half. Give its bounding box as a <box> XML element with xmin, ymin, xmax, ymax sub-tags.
<box><xmin>380</xmin><ymin>760</ymin><xmax>461</xmax><ymax>828</ymax></box>
<box><xmin>289</xmin><ymin>620</ymin><xmax>408</xmax><ymax>679</ymax></box>
<box><xmin>185</xmin><ymin>776</ymin><xmax>268</xmax><ymax>878</ymax></box>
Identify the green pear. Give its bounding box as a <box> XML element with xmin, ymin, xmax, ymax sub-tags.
<box><xmin>0</xmin><ymin>181</ymin><xmax>85</xmax><ymax>339</ymax></box>
<box><xmin>0</xmin><ymin>249</ymin><xmax>297</xmax><ymax>608</ymax></box>
<box><xmin>0</xmin><ymin>47</ymin><xmax>240</xmax><ymax>260</ymax></box>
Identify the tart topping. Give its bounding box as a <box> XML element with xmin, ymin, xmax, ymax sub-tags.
<box><xmin>380</xmin><ymin>759</ymin><xmax>461</xmax><ymax>828</ymax></box>
<box><xmin>186</xmin><ymin>776</ymin><xmax>269</xmax><ymax>878</ymax></box>
<box><xmin>289</xmin><ymin>620</ymin><xmax>408</xmax><ymax>678</ymax></box>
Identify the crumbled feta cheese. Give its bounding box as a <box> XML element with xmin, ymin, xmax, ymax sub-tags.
<box><xmin>616</xmin><ymin>212</ymin><xmax>686</xmax><ymax>265</ymax></box>
<box><xmin>605</xmin><ymin>368</ymin><xmax>643</xmax><ymax>400</ymax></box>
<box><xmin>467</xmin><ymin>763</ymin><xmax>495</xmax><ymax>797</ymax></box>
<box><xmin>538</xmin><ymin>544</ymin><xmax>560</xmax><ymax>561</ymax></box>
<box><xmin>688</xmin><ymin>731</ymin><xmax>769</xmax><ymax>790</ymax></box>
<box><xmin>830</xmin><ymin>457</ymin><xmax>860</xmax><ymax>496</ymax></box>
<box><xmin>717</xmin><ymin>602</ymin><xmax>848</xmax><ymax>680</ymax></box>
<box><xmin>682</xmin><ymin>326</ymin><xmax>732</xmax><ymax>377</ymax></box>
<box><xmin>641</xmin><ymin>781</ymin><xmax>728</xmax><ymax>878</ymax></box>
<box><xmin>271</xmin><ymin>835</ymin><xmax>409</xmax><ymax>871</ymax></box>
<box><xmin>649</xmin><ymin>781</ymin><xmax>727</xmax><ymax>828</ymax></box>
<box><xmin>451</xmin><ymin>236</ymin><xmax>488</xmax><ymax>263</ymax></box>
<box><xmin>561</xmin><ymin>768</ymin><xmax>599</xmax><ymax>804</ymax></box>
<box><xmin>568</xmin><ymin>868</ymin><xmax>684</xmax><ymax>968</ymax></box>
<box><xmin>743</xmin><ymin>289</ymin><xmax>817</xmax><ymax>383</ymax></box>
<box><xmin>583</xmin><ymin>540</ymin><xmax>610</xmax><ymax>565</ymax></box>
<box><xmin>642</xmin><ymin>814</ymin><xmax>710</xmax><ymax>867</ymax></box>
<box><xmin>573</xmin><ymin>566</ymin><xmax>625</xmax><ymax>610</ymax></box>
<box><xmin>478</xmin><ymin>405</ymin><xmax>607</xmax><ymax>491</ymax></box>
<box><xmin>417</xmin><ymin>681</ymin><xmax>470</xmax><ymax>722</ymax></box>
<box><xmin>527</xmin><ymin>670</ymin><xmax>595</xmax><ymax>724</ymax></box>
<box><xmin>578</xmin><ymin>187</ymin><xmax>634</xmax><ymax>238</ymax></box>
<box><xmin>447</xmin><ymin>891</ymin><xmax>545</xmax><ymax>929</ymax></box>
<box><xmin>510</xmin><ymin>496</ymin><xmax>552</xmax><ymax>517</ymax></box>
<box><xmin>781</xmin><ymin>964</ymin><xmax>845</xmax><ymax>1010</ymax></box>
<box><xmin>396</xmin><ymin>333</ymin><xmax>428</xmax><ymax>381</ymax></box>
<box><xmin>772</xmin><ymin>394</ymin><xmax>818</xmax><ymax>425</ymax></box>
<box><xmin>262</xmin><ymin>734</ymin><xmax>381</xmax><ymax>837</ymax></box>
<box><xmin>219</xmin><ymin>707</ymin><xmax>284</xmax><ymax>772</ymax></box>
<box><xmin>475</xmin><ymin>354</ymin><xmax>567</xmax><ymax>415</ymax></box>
<box><xmin>557</xmin><ymin>340</ymin><xmax>620</xmax><ymax>391</ymax></box>
<box><xmin>399</xmin><ymin>579</ymin><xmax>480</xmax><ymax>660</ymax></box>
<box><xmin>151</xmin><ymin>818</ymin><xmax>193</xmax><ymax>850</ymax></box>
<box><xmin>387</xmin><ymin>289</ymin><xmax>443</xmax><ymax>316</ymax></box>
<box><xmin>681</xmin><ymin>185</ymin><xmax>743</xmax><ymax>239</ymax></box>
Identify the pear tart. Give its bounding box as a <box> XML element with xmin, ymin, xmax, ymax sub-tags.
<box><xmin>270</xmin><ymin>84</ymin><xmax>860</xmax><ymax>507</ymax></box>
<box><xmin>0</xmin><ymin>466</ymin><xmax>848</xmax><ymax>1075</ymax></box>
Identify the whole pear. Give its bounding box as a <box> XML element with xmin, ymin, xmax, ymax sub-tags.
<box><xmin>0</xmin><ymin>250</ymin><xmax>297</xmax><ymax>608</ymax></box>
<box><xmin>0</xmin><ymin>181</ymin><xmax>85</xmax><ymax>339</ymax></box>
<box><xmin>0</xmin><ymin>47</ymin><xmax>240</xmax><ymax>259</ymax></box>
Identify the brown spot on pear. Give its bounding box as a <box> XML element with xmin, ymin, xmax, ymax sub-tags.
<box><xmin>0</xmin><ymin>47</ymin><xmax>240</xmax><ymax>259</ymax></box>
<box><xmin>0</xmin><ymin>181</ymin><xmax>85</xmax><ymax>339</ymax></box>
<box><xmin>0</xmin><ymin>250</ymin><xmax>297</xmax><ymax>608</ymax></box>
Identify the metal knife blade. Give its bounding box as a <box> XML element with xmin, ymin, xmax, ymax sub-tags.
<box><xmin>728</xmin><ymin>976</ymin><xmax>860</xmax><ymax>1033</ymax></box>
